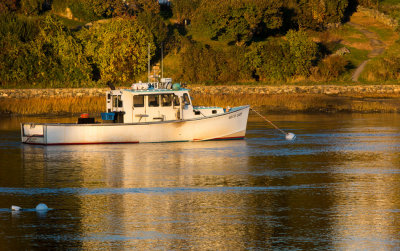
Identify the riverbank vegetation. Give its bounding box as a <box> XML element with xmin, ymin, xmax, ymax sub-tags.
<box><xmin>2</xmin><ymin>93</ymin><xmax>400</xmax><ymax>115</ymax></box>
<box><xmin>0</xmin><ymin>0</ymin><xmax>399</xmax><ymax>88</ymax></box>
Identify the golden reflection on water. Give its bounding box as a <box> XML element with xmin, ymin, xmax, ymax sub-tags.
<box><xmin>2</xmin><ymin>114</ymin><xmax>400</xmax><ymax>249</ymax></box>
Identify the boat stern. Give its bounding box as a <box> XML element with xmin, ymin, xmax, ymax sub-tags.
<box><xmin>21</xmin><ymin>123</ymin><xmax>46</xmax><ymax>144</ymax></box>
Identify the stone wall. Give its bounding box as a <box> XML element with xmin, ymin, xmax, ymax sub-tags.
<box><xmin>189</xmin><ymin>85</ymin><xmax>400</xmax><ymax>96</ymax></box>
<box><xmin>0</xmin><ymin>88</ymin><xmax>109</xmax><ymax>99</ymax></box>
<box><xmin>1</xmin><ymin>85</ymin><xmax>400</xmax><ymax>99</ymax></box>
<box><xmin>358</xmin><ymin>6</ymin><xmax>398</xmax><ymax>28</ymax></box>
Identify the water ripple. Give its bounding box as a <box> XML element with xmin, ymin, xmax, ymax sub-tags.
<box><xmin>0</xmin><ymin>185</ymin><xmax>328</xmax><ymax>196</ymax></box>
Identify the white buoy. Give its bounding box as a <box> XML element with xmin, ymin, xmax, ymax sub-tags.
<box><xmin>11</xmin><ymin>205</ymin><xmax>21</xmax><ymax>211</ymax></box>
<box><xmin>251</xmin><ymin>108</ymin><xmax>297</xmax><ymax>141</ymax></box>
<box><xmin>285</xmin><ymin>133</ymin><xmax>296</xmax><ymax>141</ymax></box>
<box><xmin>35</xmin><ymin>203</ymin><xmax>48</xmax><ymax>211</ymax></box>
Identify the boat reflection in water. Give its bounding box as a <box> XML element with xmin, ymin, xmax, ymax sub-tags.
<box><xmin>21</xmin><ymin>140</ymin><xmax>276</xmax><ymax>250</ymax></box>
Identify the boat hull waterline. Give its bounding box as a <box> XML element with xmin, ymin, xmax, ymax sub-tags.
<box><xmin>21</xmin><ymin>106</ymin><xmax>249</xmax><ymax>145</ymax></box>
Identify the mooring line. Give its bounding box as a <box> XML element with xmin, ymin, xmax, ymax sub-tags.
<box><xmin>250</xmin><ymin>107</ymin><xmax>296</xmax><ymax>140</ymax></box>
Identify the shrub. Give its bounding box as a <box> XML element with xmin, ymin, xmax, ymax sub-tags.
<box><xmin>0</xmin><ymin>13</ymin><xmax>40</xmax><ymax>42</ymax></box>
<box><xmin>311</xmin><ymin>55</ymin><xmax>348</xmax><ymax>80</ymax></box>
<box><xmin>246</xmin><ymin>30</ymin><xmax>318</xmax><ymax>81</ymax></box>
<box><xmin>361</xmin><ymin>55</ymin><xmax>400</xmax><ymax>81</ymax></box>
<box><xmin>178</xmin><ymin>39</ymin><xmax>251</xmax><ymax>83</ymax></box>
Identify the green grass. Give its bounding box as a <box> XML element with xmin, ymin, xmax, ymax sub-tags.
<box><xmin>368</xmin><ymin>26</ymin><xmax>396</xmax><ymax>41</ymax></box>
<box><xmin>381</xmin><ymin>0</ymin><xmax>400</xmax><ymax>5</ymax></box>
<box><xmin>344</xmin><ymin>47</ymin><xmax>369</xmax><ymax>67</ymax></box>
<box><xmin>335</xmin><ymin>24</ymin><xmax>368</xmax><ymax>40</ymax></box>
<box><xmin>187</xmin><ymin>25</ymin><xmax>234</xmax><ymax>51</ymax></box>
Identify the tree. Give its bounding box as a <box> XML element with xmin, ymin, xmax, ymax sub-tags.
<box><xmin>191</xmin><ymin>0</ymin><xmax>282</xmax><ymax>44</ymax></box>
<box><xmin>124</xmin><ymin>0</ymin><xmax>160</xmax><ymax>15</ymax></box>
<box><xmin>0</xmin><ymin>0</ymin><xmax>18</xmax><ymax>13</ymax></box>
<box><xmin>357</xmin><ymin>0</ymin><xmax>379</xmax><ymax>8</ymax></box>
<box><xmin>0</xmin><ymin>15</ymin><xmax>91</xmax><ymax>86</ymax></box>
<box><xmin>294</xmin><ymin>0</ymin><xmax>348</xmax><ymax>29</ymax></box>
<box><xmin>170</xmin><ymin>0</ymin><xmax>201</xmax><ymax>23</ymax></box>
<box><xmin>20</xmin><ymin>0</ymin><xmax>47</xmax><ymax>15</ymax></box>
<box><xmin>137</xmin><ymin>10</ymin><xmax>168</xmax><ymax>46</ymax></box>
<box><xmin>285</xmin><ymin>29</ymin><xmax>318</xmax><ymax>76</ymax></box>
<box><xmin>79</xmin><ymin>18</ymin><xmax>153</xmax><ymax>83</ymax></box>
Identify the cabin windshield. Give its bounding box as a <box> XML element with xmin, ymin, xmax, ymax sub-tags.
<box><xmin>183</xmin><ymin>93</ymin><xmax>191</xmax><ymax>105</ymax></box>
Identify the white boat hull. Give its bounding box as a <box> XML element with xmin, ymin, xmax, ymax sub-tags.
<box><xmin>21</xmin><ymin>106</ymin><xmax>249</xmax><ymax>145</ymax></box>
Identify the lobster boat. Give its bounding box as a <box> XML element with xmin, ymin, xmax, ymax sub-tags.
<box><xmin>21</xmin><ymin>78</ymin><xmax>249</xmax><ymax>145</ymax></box>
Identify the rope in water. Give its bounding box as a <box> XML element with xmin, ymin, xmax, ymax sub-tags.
<box><xmin>250</xmin><ymin>107</ymin><xmax>295</xmax><ymax>140</ymax></box>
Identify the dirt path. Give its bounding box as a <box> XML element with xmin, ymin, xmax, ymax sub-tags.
<box><xmin>348</xmin><ymin>22</ymin><xmax>386</xmax><ymax>82</ymax></box>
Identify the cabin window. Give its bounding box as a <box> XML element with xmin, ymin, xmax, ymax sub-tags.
<box><xmin>183</xmin><ymin>93</ymin><xmax>191</xmax><ymax>105</ymax></box>
<box><xmin>112</xmin><ymin>95</ymin><xmax>123</xmax><ymax>108</ymax></box>
<box><xmin>148</xmin><ymin>95</ymin><xmax>160</xmax><ymax>107</ymax></box>
<box><xmin>173</xmin><ymin>94</ymin><xmax>180</xmax><ymax>106</ymax></box>
<box><xmin>161</xmin><ymin>94</ymin><xmax>172</xmax><ymax>106</ymax></box>
<box><xmin>133</xmin><ymin>95</ymin><xmax>144</xmax><ymax>107</ymax></box>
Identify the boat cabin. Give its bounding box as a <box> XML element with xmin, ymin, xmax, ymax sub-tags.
<box><xmin>104</xmin><ymin>80</ymin><xmax>224</xmax><ymax>123</ymax></box>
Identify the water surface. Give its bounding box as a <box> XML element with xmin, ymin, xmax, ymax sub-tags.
<box><xmin>1</xmin><ymin>114</ymin><xmax>400</xmax><ymax>249</ymax></box>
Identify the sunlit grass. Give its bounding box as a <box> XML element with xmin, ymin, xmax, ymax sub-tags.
<box><xmin>344</xmin><ymin>47</ymin><xmax>370</xmax><ymax>68</ymax></box>
<box><xmin>0</xmin><ymin>97</ymin><xmax>105</xmax><ymax>115</ymax></box>
<box><xmin>2</xmin><ymin>93</ymin><xmax>400</xmax><ymax>116</ymax></box>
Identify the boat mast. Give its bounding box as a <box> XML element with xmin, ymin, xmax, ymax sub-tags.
<box><xmin>147</xmin><ymin>43</ymin><xmax>150</xmax><ymax>83</ymax></box>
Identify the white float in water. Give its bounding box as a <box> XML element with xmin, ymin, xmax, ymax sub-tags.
<box><xmin>285</xmin><ymin>133</ymin><xmax>296</xmax><ymax>141</ymax></box>
<box><xmin>251</xmin><ymin>108</ymin><xmax>297</xmax><ymax>141</ymax></box>
<box><xmin>11</xmin><ymin>205</ymin><xmax>21</xmax><ymax>211</ymax></box>
<box><xmin>35</xmin><ymin>203</ymin><xmax>48</xmax><ymax>211</ymax></box>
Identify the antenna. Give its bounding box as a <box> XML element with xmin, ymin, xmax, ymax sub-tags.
<box><xmin>147</xmin><ymin>43</ymin><xmax>150</xmax><ymax>83</ymax></box>
<box><xmin>161</xmin><ymin>43</ymin><xmax>164</xmax><ymax>79</ymax></box>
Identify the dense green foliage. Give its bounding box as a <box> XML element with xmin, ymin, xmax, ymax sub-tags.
<box><xmin>245</xmin><ymin>30</ymin><xmax>318</xmax><ymax>81</ymax></box>
<box><xmin>0</xmin><ymin>0</ymin><xmax>398</xmax><ymax>87</ymax></box>
<box><xmin>191</xmin><ymin>0</ymin><xmax>283</xmax><ymax>44</ymax></box>
<box><xmin>0</xmin><ymin>15</ymin><xmax>91</xmax><ymax>87</ymax></box>
<box><xmin>79</xmin><ymin>18</ymin><xmax>153</xmax><ymax>83</ymax></box>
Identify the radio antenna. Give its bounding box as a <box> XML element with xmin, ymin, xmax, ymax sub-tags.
<box><xmin>161</xmin><ymin>43</ymin><xmax>164</xmax><ymax>79</ymax></box>
<box><xmin>147</xmin><ymin>43</ymin><xmax>150</xmax><ymax>83</ymax></box>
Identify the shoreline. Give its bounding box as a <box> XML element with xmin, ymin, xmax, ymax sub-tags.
<box><xmin>2</xmin><ymin>84</ymin><xmax>400</xmax><ymax>98</ymax></box>
<box><xmin>1</xmin><ymin>85</ymin><xmax>400</xmax><ymax>115</ymax></box>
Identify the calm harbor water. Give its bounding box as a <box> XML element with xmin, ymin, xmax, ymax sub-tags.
<box><xmin>1</xmin><ymin>113</ymin><xmax>400</xmax><ymax>250</ymax></box>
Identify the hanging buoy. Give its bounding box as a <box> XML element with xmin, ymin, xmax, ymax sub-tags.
<box><xmin>35</xmin><ymin>203</ymin><xmax>48</xmax><ymax>211</ymax></box>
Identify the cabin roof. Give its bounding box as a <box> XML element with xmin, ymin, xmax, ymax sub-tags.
<box><xmin>122</xmin><ymin>88</ymin><xmax>190</xmax><ymax>94</ymax></box>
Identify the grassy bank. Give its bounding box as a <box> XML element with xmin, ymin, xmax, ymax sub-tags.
<box><xmin>0</xmin><ymin>97</ymin><xmax>104</xmax><ymax>115</ymax></box>
<box><xmin>1</xmin><ymin>93</ymin><xmax>400</xmax><ymax>115</ymax></box>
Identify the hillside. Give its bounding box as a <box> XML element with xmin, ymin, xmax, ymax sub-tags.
<box><xmin>0</xmin><ymin>0</ymin><xmax>399</xmax><ymax>88</ymax></box>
